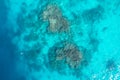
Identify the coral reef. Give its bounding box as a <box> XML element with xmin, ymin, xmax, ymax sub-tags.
<box><xmin>23</xmin><ymin>31</ymin><xmax>39</xmax><ymax>41</ymax></box>
<box><xmin>106</xmin><ymin>59</ymin><xmax>116</xmax><ymax>71</ymax></box>
<box><xmin>48</xmin><ymin>41</ymin><xmax>83</xmax><ymax>71</ymax></box>
<box><xmin>82</xmin><ymin>5</ymin><xmax>104</xmax><ymax>24</ymax></box>
<box><xmin>15</xmin><ymin>2</ymin><xmax>99</xmax><ymax>79</ymax></box>
<box><xmin>22</xmin><ymin>43</ymin><xmax>42</xmax><ymax>71</ymax></box>
<box><xmin>42</xmin><ymin>5</ymin><xmax>69</xmax><ymax>33</ymax></box>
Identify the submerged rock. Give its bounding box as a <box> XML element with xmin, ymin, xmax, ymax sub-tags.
<box><xmin>42</xmin><ymin>4</ymin><xmax>69</xmax><ymax>33</ymax></box>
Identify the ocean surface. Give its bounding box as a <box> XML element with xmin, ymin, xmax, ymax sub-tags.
<box><xmin>0</xmin><ymin>0</ymin><xmax>120</xmax><ymax>80</ymax></box>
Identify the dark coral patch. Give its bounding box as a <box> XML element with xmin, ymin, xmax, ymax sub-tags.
<box><xmin>106</xmin><ymin>59</ymin><xmax>116</xmax><ymax>70</ymax></box>
<box><xmin>82</xmin><ymin>5</ymin><xmax>104</xmax><ymax>24</ymax></box>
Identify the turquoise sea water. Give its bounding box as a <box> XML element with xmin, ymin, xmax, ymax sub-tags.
<box><xmin>1</xmin><ymin>0</ymin><xmax>120</xmax><ymax>80</ymax></box>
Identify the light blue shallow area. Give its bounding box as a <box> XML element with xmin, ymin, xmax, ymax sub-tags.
<box><xmin>6</xmin><ymin>0</ymin><xmax>120</xmax><ymax>80</ymax></box>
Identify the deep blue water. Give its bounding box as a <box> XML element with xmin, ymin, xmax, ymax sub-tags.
<box><xmin>0</xmin><ymin>0</ymin><xmax>18</xmax><ymax>80</ymax></box>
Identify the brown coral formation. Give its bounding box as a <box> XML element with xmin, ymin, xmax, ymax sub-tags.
<box><xmin>42</xmin><ymin>5</ymin><xmax>69</xmax><ymax>33</ymax></box>
<box><xmin>65</xmin><ymin>43</ymin><xmax>82</xmax><ymax>68</ymax></box>
<box><xmin>49</xmin><ymin>42</ymin><xmax>82</xmax><ymax>69</ymax></box>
